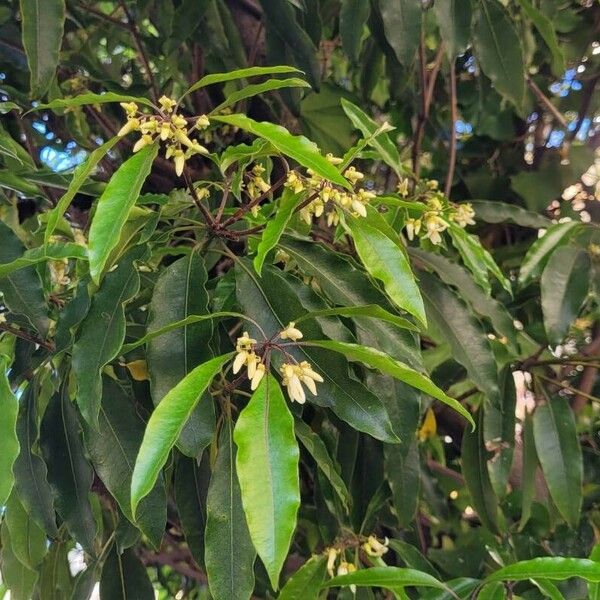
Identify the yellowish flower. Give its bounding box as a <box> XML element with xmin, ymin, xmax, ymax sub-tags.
<box><xmin>250</xmin><ymin>362</ymin><xmax>266</xmax><ymax>390</ymax></box>
<box><xmin>418</xmin><ymin>407</ymin><xmax>437</xmax><ymax>442</ymax></box>
<box><xmin>397</xmin><ymin>178</ymin><xmax>410</xmax><ymax>197</ymax></box>
<box><xmin>326</xmin><ymin>547</ymin><xmax>339</xmax><ymax>577</ymax></box>
<box><xmin>285</xmin><ymin>171</ymin><xmax>305</xmax><ymax>194</ymax></box>
<box><xmin>423</xmin><ymin>214</ymin><xmax>448</xmax><ymax>245</ymax></box>
<box><xmin>280</xmin><ymin>322</ymin><xmax>303</xmax><ymax>341</ymax></box>
<box><xmin>133</xmin><ymin>134</ymin><xmax>154</xmax><ymax>153</ymax></box>
<box><xmin>362</xmin><ymin>535</ymin><xmax>389</xmax><ymax>557</ymax></box>
<box><xmin>344</xmin><ymin>166</ymin><xmax>364</xmax><ymax>185</ymax></box>
<box><xmin>405</xmin><ymin>217</ymin><xmax>421</xmax><ymax>241</ymax></box>
<box><xmin>281</xmin><ymin>363</ymin><xmax>306</xmax><ymax>404</ymax></box>
<box><xmin>120</xmin><ymin>101</ymin><xmax>138</xmax><ymax>117</ymax></box>
<box><xmin>173</xmin><ymin>148</ymin><xmax>185</xmax><ymax>176</ymax></box>
<box><xmin>117</xmin><ymin>118</ymin><xmax>140</xmax><ymax>137</ymax></box>
<box><xmin>197</xmin><ymin>115</ymin><xmax>210</xmax><ymax>129</ymax></box>
<box><xmin>326</xmin><ymin>153</ymin><xmax>343</xmax><ymax>165</ymax></box>
<box><xmin>158</xmin><ymin>95</ymin><xmax>177</xmax><ymax>113</ymax></box>
<box><xmin>452</xmin><ymin>203</ymin><xmax>476</xmax><ymax>228</ymax></box>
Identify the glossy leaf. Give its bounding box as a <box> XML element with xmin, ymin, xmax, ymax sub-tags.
<box><xmin>541</xmin><ymin>246</ymin><xmax>590</xmax><ymax>344</ymax></box>
<box><xmin>347</xmin><ymin>217</ymin><xmax>426</xmax><ymax>326</ymax></box>
<box><xmin>72</xmin><ymin>246</ymin><xmax>143</xmax><ymax>426</ymax></box>
<box><xmin>32</xmin><ymin>92</ymin><xmax>155</xmax><ymax>112</ymax></box>
<box><xmin>99</xmin><ymin>546</ymin><xmax>154</xmax><ymax>600</ymax></box>
<box><xmin>0</xmin><ymin>523</ymin><xmax>38</xmax><ymax>600</ymax></box>
<box><xmin>434</xmin><ymin>0</ymin><xmax>471</xmax><ymax>58</ymax></box>
<box><xmin>279</xmin><ymin>555</ymin><xmax>327</xmax><ymax>600</ymax></box>
<box><xmin>387</xmin><ymin>540</ymin><xmax>440</xmax><ymax>579</ymax></box>
<box><xmin>385</xmin><ymin>436</ymin><xmax>420</xmax><ymax>527</ymax></box>
<box><xmin>205</xmin><ymin>422</ymin><xmax>256</xmax><ymax>600</ymax></box>
<box><xmin>484</xmin><ymin>557</ymin><xmax>600</xmax><ymax>584</ymax></box>
<box><xmin>340</xmin><ymin>0</ymin><xmax>370</xmax><ymax>62</ymax></box>
<box><xmin>518</xmin><ymin>412</ymin><xmax>538</xmax><ymax>531</ymax></box>
<box><xmin>88</xmin><ymin>143</ymin><xmax>158</xmax><ymax>283</ymax></box>
<box><xmin>0</xmin><ymin>357</ymin><xmax>19</xmax><ymax>505</ymax></box>
<box><xmin>131</xmin><ymin>353</ymin><xmax>231</xmax><ymax>515</ymax></box>
<box><xmin>19</xmin><ymin>0</ymin><xmax>65</xmax><ymax>97</ymax></box>
<box><xmin>533</xmin><ymin>397</ymin><xmax>582</xmax><ymax>527</ymax></box>
<box><xmin>323</xmin><ymin>566</ymin><xmax>447</xmax><ymax>592</ymax></box>
<box><xmin>211</xmin><ymin>114</ymin><xmax>350</xmax><ymax>188</ymax></box>
<box><xmin>377</xmin><ymin>0</ymin><xmax>422</xmax><ymax>66</ymax></box>
<box><xmin>588</xmin><ymin>544</ymin><xmax>600</xmax><ymax>600</ymax></box>
<box><xmin>0</xmin><ymin>242</ymin><xmax>87</xmax><ymax>278</ymax></box>
<box><xmin>468</xmin><ymin>200</ymin><xmax>552</xmax><ymax>228</ymax></box>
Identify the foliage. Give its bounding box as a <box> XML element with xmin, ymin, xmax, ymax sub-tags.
<box><xmin>0</xmin><ymin>0</ymin><xmax>599</xmax><ymax>599</ymax></box>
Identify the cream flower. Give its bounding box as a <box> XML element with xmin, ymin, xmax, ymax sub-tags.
<box><xmin>280</xmin><ymin>322</ymin><xmax>303</xmax><ymax>341</ymax></box>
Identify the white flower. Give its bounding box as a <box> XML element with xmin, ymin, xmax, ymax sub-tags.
<box><xmin>280</xmin><ymin>322</ymin><xmax>303</xmax><ymax>341</ymax></box>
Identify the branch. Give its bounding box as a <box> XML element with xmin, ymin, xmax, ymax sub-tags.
<box><xmin>0</xmin><ymin>322</ymin><xmax>54</xmax><ymax>351</ymax></box>
<box><xmin>526</xmin><ymin>77</ymin><xmax>567</xmax><ymax>128</ymax></box>
<box><xmin>444</xmin><ymin>60</ymin><xmax>457</xmax><ymax>198</ymax></box>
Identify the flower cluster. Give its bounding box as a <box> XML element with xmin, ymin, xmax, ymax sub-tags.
<box><xmin>280</xmin><ymin>361</ymin><xmax>323</xmax><ymax>404</ymax></box>
<box><xmin>118</xmin><ymin>96</ymin><xmax>210</xmax><ymax>176</ymax></box>
<box><xmin>245</xmin><ymin>164</ymin><xmax>272</xmax><ymax>216</ymax></box>
<box><xmin>362</xmin><ymin>535</ymin><xmax>390</xmax><ymax>558</ymax></box>
<box><xmin>285</xmin><ymin>155</ymin><xmax>376</xmax><ymax>227</ymax></box>
<box><xmin>232</xmin><ymin>331</ymin><xmax>266</xmax><ymax>390</ymax></box>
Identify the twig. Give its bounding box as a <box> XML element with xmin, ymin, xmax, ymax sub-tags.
<box><xmin>526</xmin><ymin>77</ymin><xmax>568</xmax><ymax>128</ymax></box>
<box><xmin>75</xmin><ymin>2</ymin><xmax>127</xmax><ymax>28</ymax></box>
<box><xmin>426</xmin><ymin>459</ymin><xmax>465</xmax><ymax>485</ymax></box>
<box><xmin>0</xmin><ymin>322</ymin><xmax>54</xmax><ymax>351</ymax></box>
<box><xmin>444</xmin><ymin>60</ymin><xmax>458</xmax><ymax>198</ymax></box>
<box><xmin>535</xmin><ymin>373</ymin><xmax>600</xmax><ymax>404</ymax></box>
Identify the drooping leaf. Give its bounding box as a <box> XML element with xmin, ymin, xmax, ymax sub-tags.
<box><xmin>347</xmin><ymin>217</ymin><xmax>426</xmax><ymax>326</ymax></box>
<box><xmin>279</xmin><ymin>554</ymin><xmax>327</xmax><ymax>600</ymax></box>
<box><xmin>146</xmin><ymin>251</ymin><xmax>215</xmax><ymax>457</ymax></box>
<box><xmin>131</xmin><ymin>353</ymin><xmax>231</xmax><ymax>515</ymax></box>
<box><xmin>433</xmin><ymin>0</ymin><xmax>471</xmax><ymax>58</ymax></box>
<box><xmin>99</xmin><ymin>546</ymin><xmax>154</xmax><ymax>600</ymax></box>
<box><xmin>0</xmin><ymin>243</ymin><xmax>87</xmax><ymax>278</ymax></box>
<box><xmin>376</xmin><ymin>0</ymin><xmax>422</xmax><ymax>66</ymax></box>
<box><xmin>541</xmin><ymin>246</ymin><xmax>590</xmax><ymax>345</ymax></box>
<box><xmin>40</xmin><ymin>387</ymin><xmax>96</xmax><ymax>553</ymax></box>
<box><xmin>72</xmin><ymin>246</ymin><xmax>144</xmax><ymax>426</ymax></box>
<box><xmin>339</xmin><ymin>0</ymin><xmax>370</xmax><ymax>63</ymax></box>
<box><xmin>37</xmin><ymin>540</ymin><xmax>73</xmax><ymax>600</ymax></box>
<box><xmin>533</xmin><ymin>397</ymin><xmax>582</xmax><ymax>528</ymax></box>
<box><xmin>88</xmin><ymin>143</ymin><xmax>158</xmax><ymax>283</ymax></box>
<box><xmin>205</xmin><ymin>421</ymin><xmax>256</xmax><ymax>600</ymax></box>
<box><xmin>211</xmin><ymin>114</ymin><xmax>350</xmax><ymax>188</ymax></box>
<box><xmin>484</xmin><ymin>557</ymin><xmax>600</xmax><ymax>584</ymax></box>
<box><xmin>468</xmin><ymin>200</ymin><xmax>552</xmax><ymax>229</ymax></box>
<box><xmin>387</xmin><ymin>540</ymin><xmax>440</xmax><ymax>579</ymax></box>
<box><xmin>323</xmin><ymin>566</ymin><xmax>447</xmax><ymax>592</ymax></box>
<box><xmin>0</xmin><ymin>357</ymin><xmax>19</xmax><ymax>506</ymax></box>
<box><xmin>473</xmin><ymin>0</ymin><xmax>525</xmax><ymax>107</ymax></box>
<box><xmin>518</xmin><ymin>412</ymin><xmax>538</xmax><ymax>531</ymax></box>
<box><xmin>385</xmin><ymin>436</ymin><xmax>420</xmax><ymax>527</ymax></box>
<box><xmin>19</xmin><ymin>0</ymin><xmax>65</xmax><ymax>97</ymax></box>
<box><xmin>83</xmin><ymin>378</ymin><xmax>166</xmax><ymax>549</ymax></box>
<box><xmin>0</xmin><ymin>523</ymin><xmax>38</xmax><ymax>600</ymax></box>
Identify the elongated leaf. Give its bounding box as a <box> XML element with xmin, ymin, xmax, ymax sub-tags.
<box><xmin>147</xmin><ymin>251</ymin><xmax>214</xmax><ymax>457</ymax></box>
<box><xmin>184</xmin><ymin>65</ymin><xmax>300</xmax><ymax>97</ymax></box>
<box><xmin>303</xmin><ymin>339</ymin><xmax>474</xmax><ymax>428</ymax></box>
<box><xmin>0</xmin><ymin>221</ymin><xmax>49</xmax><ymax>336</ymax></box>
<box><xmin>40</xmin><ymin>388</ymin><xmax>96</xmax><ymax>553</ymax></box>
<box><xmin>347</xmin><ymin>217</ymin><xmax>425</xmax><ymax>326</ymax></box>
<box><xmin>0</xmin><ymin>242</ymin><xmax>87</xmax><ymax>278</ymax></box>
<box><xmin>212</xmin><ymin>114</ymin><xmax>350</xmax><ymax>188</ymax></box>
<box><xmin>385</xmin><ymin>436</ymin><xmax>420</xmax><ymax>527</ymax></box>
<box><xmin>473</xmin><ymin>0</ymin><xmax>525</xmax><ymax>107</ymax></box>
<box><xmin>588</xmin><ymin>545</ymin><xmax>600</xmax><ymax>600</ymax></box>
<box><xmin>340</xmin><ymin>0</ymin><xmax>370</xmax><ymax>62</ymax></box>
<box><xmin>532</xmin><ymin>579</ymin><xmax>564</xmax><ymax>600</ymax></box>
<box><xmin>45</xmin><ymin>137</ymin><xmax>119</xmax><ymax>243</ymax></box>
<box><xmin>519</xmin><ymin>221</ymin><xmax>581</xmax><ymax>286</ymax></box>
<box><xmin>234</xmin><ymin>375</ymin><xmax>300</xmax><ymax>589</ymax></box>
<box><xmin>485</xmin><ymin>557</ymin><xmax>600</xmax><ymax>584</ymax></box>
<box><xmin>469</xmin><ymin>200</ymin><xmax>552</xmax><ymax>228</ymax></box>
<box><xmin>235</xmin><ymin>260</ymin><xmax>398</xmax><ymax>441</ymax></box>
<box><xmin>212</xmin><ymin>77</ymin><xmax>310</xmax><ymax>113</ymax></box>
<box><xmin>19</xmin><ymin>0</ymin><xmax>65</xmax><ymax>97</ymax></box>
<box><xmin>72</xmin><ymin>246</ymin><xmax>144</xmax><ymax>426</ymax></box>
<box><xmin>387</xmin><ymin>540</ymin><xmax>440</xmax><ymax>579</ymax></box>
<box><xmin>419</xmin><ymin>271</ymin><xmax>501</xmax><ymax>408</ymax></box>
<box><xmin>461</xmin><ymin>411</ymin><xmax>500</xmax><ymax>533</ymax></box>
<box><xmin>323</xmin><ymin>566</ymin><xmax>447</xmax><ymax>592</ymax></box>
<box><xmin>13</xmin><ymin>384</ymin><xmax>58</xmax><ymax>537</ymax></box>
<box><xmin>518</xmin><ymin>412</ymin><xmax>537</xmax><ymax>531</ymax></box>
<box><xmin>254</xmin><ymin>189</ymin><xmax>301</xmax><ymax>275</ymax></box>
<box><xmin>0</xmin><ymin>523</ymin><xmax>38</xmax><ymax>600</ymax></box>
<box><xmin>83</xmin><ymin>378</ymin><xmax>166</xmax><ymax>548</ymax></box>
<box><xmin>541</xmin><ymin>246</ymin><xmax>590</xmax><ymax>345</ymax></box>
<box><xmin>131</xmin><ymin>354</ymin><xmax>231</xmax><ymax>515</ymax></box>
<box><xmin>295</xmin><ymin>419</ymin><xmax>350</xmax><ymax>510</ymax></box>
<box><xmin>0</xmin><ymin>357</ymin><xmax>19</xmax><ymax>505</ymax></box>
<box><xmin>4</xmin><ymin>492</ymin><xmax>47</xmax><ymax>569</ymax></box>
<box><xmin>279</xmin><ymin>555</ymin><xmax>327</xmax><ymax>600</ymax></box>
<box><xmin>376</xmin><ymin>0</ymin><xmax>422</xmax><ymax>66</ymax></box>
<box><xmin>341</xmin><ymin>99</ymin><xmax>403</xmax><ymax>175</ymax></box>
<box><xmin>88</xmin><ymin>143</ymin><xmax>157</xmax><ymax>283</ymax></box>
<box><xmin>433</xmin><ymin>0</ymin><xmax>471</xmax><ymax>58</ymax></box>
<box><xmin>205</xmin><ymin>422</ymin><xmax>256</xmax><ymax>600</ymax></box>
<box><xmin>54</xmin><ymin>278</ymin><xmax>91</xmax><ymax>355</ymax></box>
<box><xmin>99</xmin><ymin>546</ymin><xmax>154</xmax><ymax>600</ymax></box>
<box><xmin>31</xmin><ymin>92</ymin><xmax>155</xmax><ymax>112</ymax></box>
<box><xmin>533</xmin><ymin>397</ymin><xmax>582</xmax><ymax>527</ymax></box>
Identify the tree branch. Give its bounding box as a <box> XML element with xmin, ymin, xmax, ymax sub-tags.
<box><xmin>444</xmin><ymin>60</ymin><xmax>457</xmax><ymax>198</ymax></box>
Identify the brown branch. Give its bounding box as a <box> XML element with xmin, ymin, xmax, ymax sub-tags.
<box><xmin>427</xmin><ymin>459</ymin><xmax>465</xmax><ymax>485</ymax></box>
<box><xmin>0</xmin><ymin>322</ymin><xmax>54</xmax><ymax>351</ymax></box>
<box><xmin>444</xmin><ymin>60</ymin><xmax>457</xmax><ymax>198</ymax></box>
<box><xmin>75</xmin><ymin>2</ymin><xmax>128</xmax><ymax>28</ymax></box>
<box><xmin>526</xmin><ymin>77</ymin><xmax>568</xmax><ymax>128</ymax></box>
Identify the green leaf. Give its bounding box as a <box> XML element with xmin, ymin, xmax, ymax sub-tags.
<box><xmin>0</xmin><ymin>357</ymin><xmax>19</xmax><ymax>506</ymax></box>
<box><xmin>473</xmin><ymin>0</ymin><xmax>525</xmax><ymax>107</ymax></box>
<box><xmin>45</xmin><ymin>137</ymin><xmax>119</xmax><ymax>244</ymax></box>
<box><xmin>516</xmin><ymin>0</ymin><xmax>565</xmax><ymax>75</ymax></box>
<box><xmin>376</xmin><ymin>0</ymin><xmax>422</xmax><ymax>66</ymax></box>
<box><xmin>131</xmin><ymin>354</ymin><xmax>232</xmax><ymax>515</ymax></box>
<box><xmin>4</xmin><ymin>492</ymin><xmax>47</xmax><ymax>570</ymax></box>
<box><xmin>235</xmin><ymin>260</ymin><xmax>399</xmax><ymax>441</ymax></box>
<box><xmin>83</xmin><ymin>378</ymin><xmax>166</xmax><ymax>549</ymax></box>
<box><xmin>147</xmin><ymin>251</ymin><xmax>215</xmax><ymax>457</ymax></box>
<box><xmin>419</xmin><ymin>271</ymin><xmax>501</xmax><ymax>408</ymax></box>
<box><xmin>19</xmin><ymin>0</ymin><xmax>65</xmax><ymax>97</ymax></box>
<box><xmin>31</xmin><ymin>92</ymin><xmax>155</xmax><ymax>112</ymax></box>
<box><xmin>387</xmin><ymin>540</ymin><xmax>440</xmax><ymax>579</ymax></box>
<box><xmin>0</xmin><ymin>523</ymin><xmax>38</xmax><ymax>600</ymax></box>
<box><xmin>433</xmin><ymin>0</ymin><xmax>471</xmax><ymax>58</ymax></box>
<box><xmin>0</xmin><ymin>242</ymin><xmax>87</xmax><ymax>278</ymax></box>
<box><xmin>468</xmin><ymin>200</ymin><xmax>552</xmax><ymax>229</ymax></box>
<box><xmin>323</xmin><ymin>566</ymin><xmax>447</xmax><ymax>592</ymax></box>
<box><xmin>88</xmin><ymin>143</ymin><xmax>158</xmax><ymax>283</ymax></box>
<box><xmin>211</xmin><ymin>114</ymin><xmax>350</xmax><ymax>188</ymax></box>
<box><xmin>340</xmin><ymin>0</ymin><xmax>370</xmax><ymax>62</ymax></box>
<box><xmin>205</xmin><ymin>421</ymin><xmax>256</xmax><ymax>600</ymax></box>
<box><xmin>532</xmin><ymin>579</ymin><xmax>564</xmax><ymax>600</ymax></box>
<box><xmin>477</xmin><ymin>582</ymin><xmax>506</xmax><ymax>600</ymax></box>
<box><xmin>294</xmin><ymin>419</ymin><xmax>351</xmax><ymax>511</ymax></box>
<box><xmin>519</xmin><ymin>221</ymin><xmax>581</xmax><ymax>287</ymax></box>
<box><xmin>385</xmin><ymin>436</ymin><xmax>420</xmax><ymax>527</ymax></box>
<box><xmin>183</xmin><ymin>65</ymin><xmax>301</xmax><ymax>97</ymax></box>
<box><xmin>518</xmin><ymin>412</ymin><xmax>537</xmax><ymax>531</ymax></box>
<box><xmin>279</xmin><ymin>555</ymin><xmax>327</xmax><ymax>600</ymax></box>
<box><xmin>541</xmin><ymin>246</ymin><xmax>590</xmax><ymax>345</ymax></box>
<box><xmin>0</xmin><ymin>221</ymin><xmax>49</xmax><ymax>336</ymax></box>
<box><xmin>254</xmin><ymin>189</ymin><xmax>301</xmax><ymax>275</ymax></box>
<box><xmin>341</xmin><ymin>99</ymin><xmax>403</xmax><ymax>176</ymax></box>
<box><xmin>72</xmin><ymin>246</ymin><xmax>143</xmax><ymax>426</ymax></box>
<box><xmin>588</xmin><ymin>544</ymin><xmax>600</xmax><ymax>600</ymax></box>
<box><xmin>303</xmin><ymin>339</ymin><xmax>474</xmax><ymax>428</ymax></box>
<box><xmin>0</xmin><ymin>102</ymin><xmax>22</xmax><ymax>114</ymax></box>
<box><xmin>234</xmin><ymin>375</ymin><xmax>300</xmax><ymax>589</ymax></box>
<box><xmin>294</xmin><ymin>303</ymin><xmax>418</xmax><ymax>332</ymax></box>
<box><xmin>484</xmin><ymin>557</ymin><xmax>600</xmax><ymax>584</ymax></box>
<box><xmin>533</xmin><ymin>397</ymin><xmax>582</xmax><ymax>527</ymax></box>
<box><xmin>347</xmin><ymin>217</ymin><xmax>426</xmax><ymax>326</ymax></box>
<box><xmin>54</xmin><ymin>278</ymin><xmax>90</xmax><ymax>355</ymax></box>
<box><xmin>212</xmin><ymin>77</ymin><xmax>310</xmax><ymax>113</ymax></box>
<box><xmin>99</xmin><ymin>546</ymin><xmax>154</xmax><ymax>600</ymax></box>
<box><xmin>40</xmin><ymin>387</ymin><xmax>96</xmax><ymax>553</ymax></box>
<box><xmin>461</xmin><ymin>411</ymin><xmax>500</xmax><ymax>533</ymax></box>
<box><xmin>13</xmin><ymin>384</ymin><xmax>58</xmax><ymax>537</ymax></box>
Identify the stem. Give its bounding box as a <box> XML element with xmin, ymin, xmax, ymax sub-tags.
<box><xmin>535</xmin><ymin>373</ymin><xmax>600</xmax><ymax>404</ymax></box>
<box><xmin>526</xmin><ymin>77</ymin><xmax>568</xmax><ymax>128</ymax></box>
<box><xmin>0</xmin><ymin>322</ymin><xmax>54</xmax><ymax>351</ymax></box>
<box><xmin>444</xmin><ymin>60</ymin><xmax>457</xmax><ymax>198</ymax></box>
<box><xmin>184</xmin><ymin>171</ymin><xmax>216</xmax><ymax>227</ymax></box>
